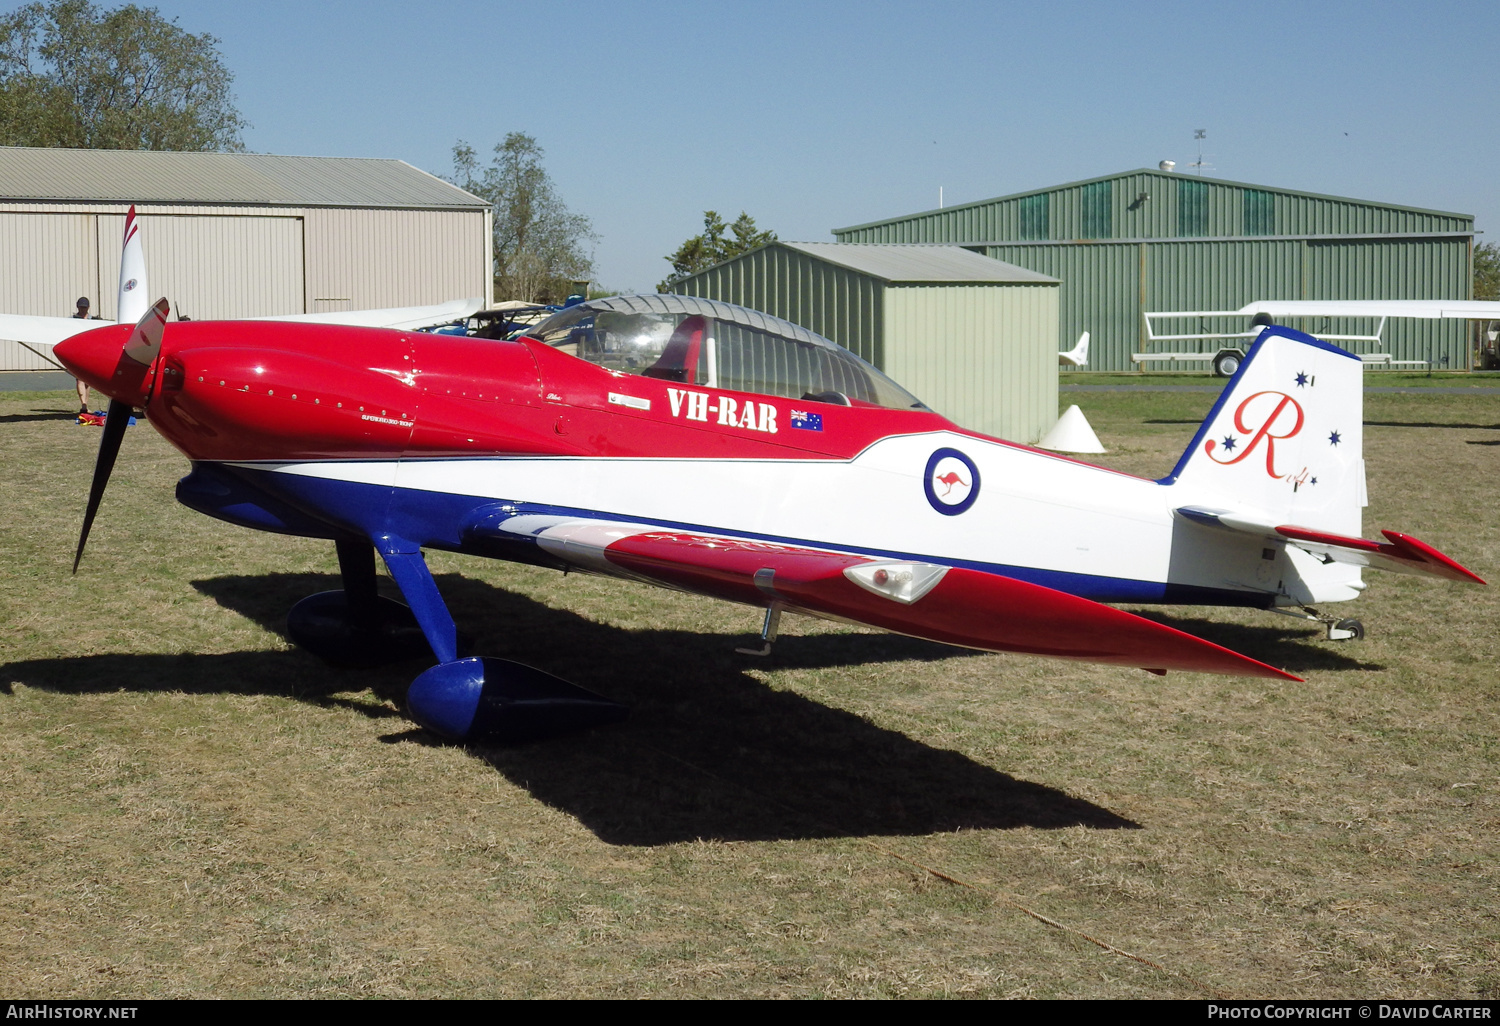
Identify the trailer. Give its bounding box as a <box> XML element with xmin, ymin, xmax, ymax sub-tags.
<box><xmin>1136</xmin><ymin>300</ymin><xmax>1500</xmax><ymax>375</ymax></box>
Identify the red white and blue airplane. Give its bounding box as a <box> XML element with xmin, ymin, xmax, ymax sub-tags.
<box><xmin>32</xmin><ymin>210</ymin><xmax>1485</xmax><ymax>742</ymax></box>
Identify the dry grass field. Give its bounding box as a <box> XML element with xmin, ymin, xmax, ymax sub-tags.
<box><xmin>0</xmin><ymin>385</ymin><xmax>1495</xmax><ymax>999</ymax></box>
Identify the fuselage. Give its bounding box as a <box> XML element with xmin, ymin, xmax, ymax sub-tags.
<box><xmin>58</xmin><ymin>320</ymin><xmax>1286</xmax><ymax>609</ymax></box>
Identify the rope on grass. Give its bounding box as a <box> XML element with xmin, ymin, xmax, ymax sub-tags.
<box><xmin>642</xmin><ymin>742</ymin><xmax>1229</xmax><ymax>1000</ymax></box>
<box><xmin>860</xmin><ymin>839</ymin><xmax>1228</xmax><ymax>999</ymax></box>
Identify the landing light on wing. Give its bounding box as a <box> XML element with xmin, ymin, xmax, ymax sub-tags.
<box><xmin>844</xmin><ymin>561</ymin><xmax>949</xmax><ymax>604</ymax></box>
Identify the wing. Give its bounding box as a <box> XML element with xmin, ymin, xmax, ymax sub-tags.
<box><xmin>0</xmin><ymin>299</ymin><xmax>486</xmax><ymax>369</ymax></box>
<box><xmin>1236</xmin><ymin>300</ymin><xmax>1500</xmax><ymax>321</ymax></box>
<box><xmin>476</xmin><ymin>513</ymin><xmax>1299</xmax><ymax>680</ymax></box>
<box><xmin>255</xmin><ymin>298</ymin><xmax>484</xmax><ymax>330</ymax></box>
<box><xmin>0</xmin><ymin>314</ymin><xmax>116</xmax><ymax>369</ymax></box>
<box><xmin>1176</xmin><ymin>506</ymin><xmax>1485</xmax><ymax>584</ymax></box>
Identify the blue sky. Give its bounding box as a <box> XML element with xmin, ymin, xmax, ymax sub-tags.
<box><xmin>150</xmin><ymin>0</ymin><xmax>1498</xmax><ymax>293</ymax></box>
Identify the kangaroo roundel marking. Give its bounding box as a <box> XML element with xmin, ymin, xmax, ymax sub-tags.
<box><xmin>924</xmin><ymin>448</ymin><xmax>980</xmax><ymax>515</ymax></box>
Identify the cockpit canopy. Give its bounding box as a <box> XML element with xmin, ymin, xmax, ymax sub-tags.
<box><xmin>525</xmin><ymin>294</ymin><xmax>927</xmax><ymax>411</ymax></box>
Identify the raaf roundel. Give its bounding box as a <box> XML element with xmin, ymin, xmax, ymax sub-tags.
<box><xmin>38</xmin><ymin>209</ymin><xmax>1485</xmax><ymax>742</ymax></box>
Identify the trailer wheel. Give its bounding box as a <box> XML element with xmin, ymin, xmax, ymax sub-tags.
<box><xmin>1212</xmin><ymin>349</ymin><xmax>1244</xmax><ymax>377</ymax></box>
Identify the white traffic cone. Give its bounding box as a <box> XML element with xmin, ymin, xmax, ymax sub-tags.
<box><xmin>1038</xmin><ymin>404</ymin><xmax>1105</xmax><ymax>453</ymax></box>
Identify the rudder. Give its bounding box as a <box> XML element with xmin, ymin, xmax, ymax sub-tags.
<box><xmin>1163</xmin><ymin>326</ymin><xmax>1365</xmax><ymax>538</ymax></box>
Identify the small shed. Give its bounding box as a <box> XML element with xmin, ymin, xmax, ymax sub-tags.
<box><xmin>674</xmin><ymin>241</ymin><xmax>1060</xmax><ymax>443</ymax></box>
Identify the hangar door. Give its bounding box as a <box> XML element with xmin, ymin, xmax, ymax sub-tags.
<box><xmin>96</xmin><ymin>214</ymin><xmax>305</xmax><ymax>322</ymax></box>
<box><xmin>1304</xmin><ymin>239</ymin><xmax>1468</xmax><ymax>369</ymax></box>
<box><xmin>0</xmin><ymin>213</ymin><xmax>99</xmax><ymax>319</ymax></box>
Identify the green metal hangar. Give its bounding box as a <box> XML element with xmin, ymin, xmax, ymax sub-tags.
<box><xmin>0</xmin><ymin>146</ymin><xmax>491</xmax><ymax>369</ymax></box>
<box><xmin>673</xmin><ymin>241</ymin><xmax>1060</xmax><ymax>443</ymax></box>
<box><xmin>832</xmin><ymin>168</ymin><xmax>1476</xmax><ymax>372</ymax></box>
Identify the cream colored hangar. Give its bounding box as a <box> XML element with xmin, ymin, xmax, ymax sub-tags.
<box><xmin>0</xmin><ymin>145</ymin><xmax>492</xmax><ymax>372</ymax></box>
<box><xmin>675</xmin><ymin>241</ymin><xmax>1061</xmax><ymax>445</ymax></box>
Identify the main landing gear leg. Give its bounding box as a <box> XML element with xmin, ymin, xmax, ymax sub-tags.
<box><xmin>735</xmin><ymin>604</ymin><xmax>783</xmax><ymax>657</ymax></box>
<box><xmin>1272</xmin><ymin>605</ymin><xmax>1365</xmax><ymax>642</ymax></box>
<box><xmin>377</xmin><ymin>539</ymin><xmax>628</xmax><ymax>744</ymax></box>
<box><xmin>285</xmin><ymin>537</ymin><xmax>431</xmax><ymax>666</ymax></box>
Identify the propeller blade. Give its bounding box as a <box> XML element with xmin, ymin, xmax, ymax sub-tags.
<box><xmin>73</xmin><ymin>398</ymin><xmax>133</xmax><ymax>574</ymax></box>
<box><xmin>122</xmin><ymin>297</ymin><xmax>170</xmax><ymax>366</ymax></box>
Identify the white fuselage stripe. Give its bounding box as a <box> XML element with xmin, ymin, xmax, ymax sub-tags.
<box><xmin>232</xmin><ymin>431</ymin><xmax>1181</xmax><ymax>584</ymax></box>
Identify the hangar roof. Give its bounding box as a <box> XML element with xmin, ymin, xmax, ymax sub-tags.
<box><xmin>833</xmin><ymin>168</ymin><xmax>1472</xmax><ymax>239</ymax></box>
<box><xmin>781</xmin><ymin>242</ymin><xmax>1057</xmax><ymax>284</ymax></box>
<box><xmin>0</xmin><ymin>146</ymin><xmax>487</xmax><ymax>209</ymax></box>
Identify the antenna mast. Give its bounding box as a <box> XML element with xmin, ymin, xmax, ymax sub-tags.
<box><xmin>1187</xmin><ymin>129</ymin><xmax>1214</xmax><ymax>175</ymax></box>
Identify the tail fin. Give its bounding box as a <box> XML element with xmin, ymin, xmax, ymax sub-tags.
<box><xmin>1059</xmin><ymin>331</ymin><xmax>1089</xmax><ymax>367</ymax></box>
<box><xmin>1163</xmin><ymin>326</ymin><xmax>1364</xmax><ymax>538</ymax></box>
<box><xmin>117</xmin><ymin>205</ymin><xmax>148</xmax><ymax>325</ymax></box>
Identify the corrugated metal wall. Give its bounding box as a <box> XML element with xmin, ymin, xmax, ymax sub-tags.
<box><xmin>304</xmin><ymin>208</ymin><xmax>490</xmax><ymax>313</ymax></box>
<box><xmin>1140</xmin><ymin>240</ymin><xmax>1303</xmax><ymax>359</ymax></box>
<box><xmin>835</xmin><ymin>171</ymin><xmax>1474</xmax><ymax>370</ymax></box>
<box><xmin>676</xmin><ymin>244</ymin><xmax>1061</xmax><ymax>443</ymax></box>
<box><xmin>94</xmin><ymin>212</ymin><xmax>304</xmax><ymax>321</ymax></box>
<box><xmin>676</xmin><ymin>245</ymin><xmax>884</xmax><ymax>367</ymax></box>
<box><xmin>0</xmin><ymin>201</ymin><xmax>490</xmax><ymax>323</ymax></box>
<box><xmin>0</xmin><ymin>210</ymin><xmax>103</xmax><ymax>369</ymax></box>
<box><xmin>1303</xmin><ymin>239</ymin><xmax>1470</xmax><ymax>368</ymax></box>
<box><xmin>981</xmin><ymin>238</ymin><xmax>1470</xmax><ymax>370</ymax></box>
<box><xmin>883</xmin><ymin>283</ymin><xmax>1058</xmax><ymax>443</ymax></box>
<box><xmin>0</xmin><ymin>213</ymin><xmax>98</xmax><ymax>318</ymax></box>
<box><xmin>985</xmin><ymin>243</ymin><xmax>1141</xmax><ymax>372</ymax></box>
<box><xmin>838</xmin><ymin>171</ymin><xmax>1473</xmax><ymax>243</ymax></box>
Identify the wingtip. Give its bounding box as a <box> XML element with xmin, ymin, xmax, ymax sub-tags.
<box><xmin>1225</xmin><ymin>652</ymin><xmax>1303</xmax><ymax>682</ymax></box>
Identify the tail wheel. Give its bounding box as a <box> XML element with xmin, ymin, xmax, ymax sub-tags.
<box><xmin>1332</xmin><ymin>618</ymin><xmax>1365</xmax><ymax>641</ymax></box>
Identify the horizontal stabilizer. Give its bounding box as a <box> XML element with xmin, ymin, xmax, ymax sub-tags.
<box><xmin>1175</xmin><ymin>506</ymin><xmax>1277</xmax><ymax>534</ymax></box>
<box><xmin>1276</xmin><ymin>526</ymin><xmax>1486</xmax><ymax>584</ymax></box>
<box><xmin>1176</xmin><ymin>506</ymin><xmax>1485</xmax><ymax>584</ymax></box>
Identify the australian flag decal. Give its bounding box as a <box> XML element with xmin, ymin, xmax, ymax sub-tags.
<box><xmin>790</xmin><ymin>409</ymin><xmax>823</xmax><ymax>432</ymax></box>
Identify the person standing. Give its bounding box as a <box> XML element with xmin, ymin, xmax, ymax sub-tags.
<box><xmin>71</xmin><ymin>297</ymin><xmax>93</xmax><ymax>413</ymax></box>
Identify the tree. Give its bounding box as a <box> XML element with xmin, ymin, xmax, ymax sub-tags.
<box><xmin>1475</xmin><ymin>241</ymin><xmax>1500</xmax><ymax>368</ymax></box>
<box><xmin>1475</xmin><ymin>241</ymin><xmax>1500</xmax><ymax>302</ymax></box>
<box><xmin>449</xmin><ymin>134</ymin><xmax>595</xmax><ymax>304</ymax></box>
<box><xmin>0</xmin><ymin>0</ymin><xmax>246</xmax><ymax>151</ymax></box>
<box><xmin>658</xmin><ymin>210</ymin><xmax>776</xmax><ymax>292</ymax></box>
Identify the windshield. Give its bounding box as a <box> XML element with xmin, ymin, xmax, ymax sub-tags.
<box><xmin>526</xmin><ymin>296</ymin><xmax>927</xmax><ymax>411</ymax></box>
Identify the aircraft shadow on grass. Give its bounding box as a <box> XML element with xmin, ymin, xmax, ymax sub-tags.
<box><xmin>1147</xmin><ymin>420</ymin><xmax>1500</xmax><ymax>432</ymax></box>
<box><xmin>1</xmin><ymin>571</ymin><xmax>1154</xmax><ymax>845</ymax></box>
<box><xmin>1365</xmin><ymin>420</ymin><xmax>1500</xmax><ymax>430</ymax></box>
